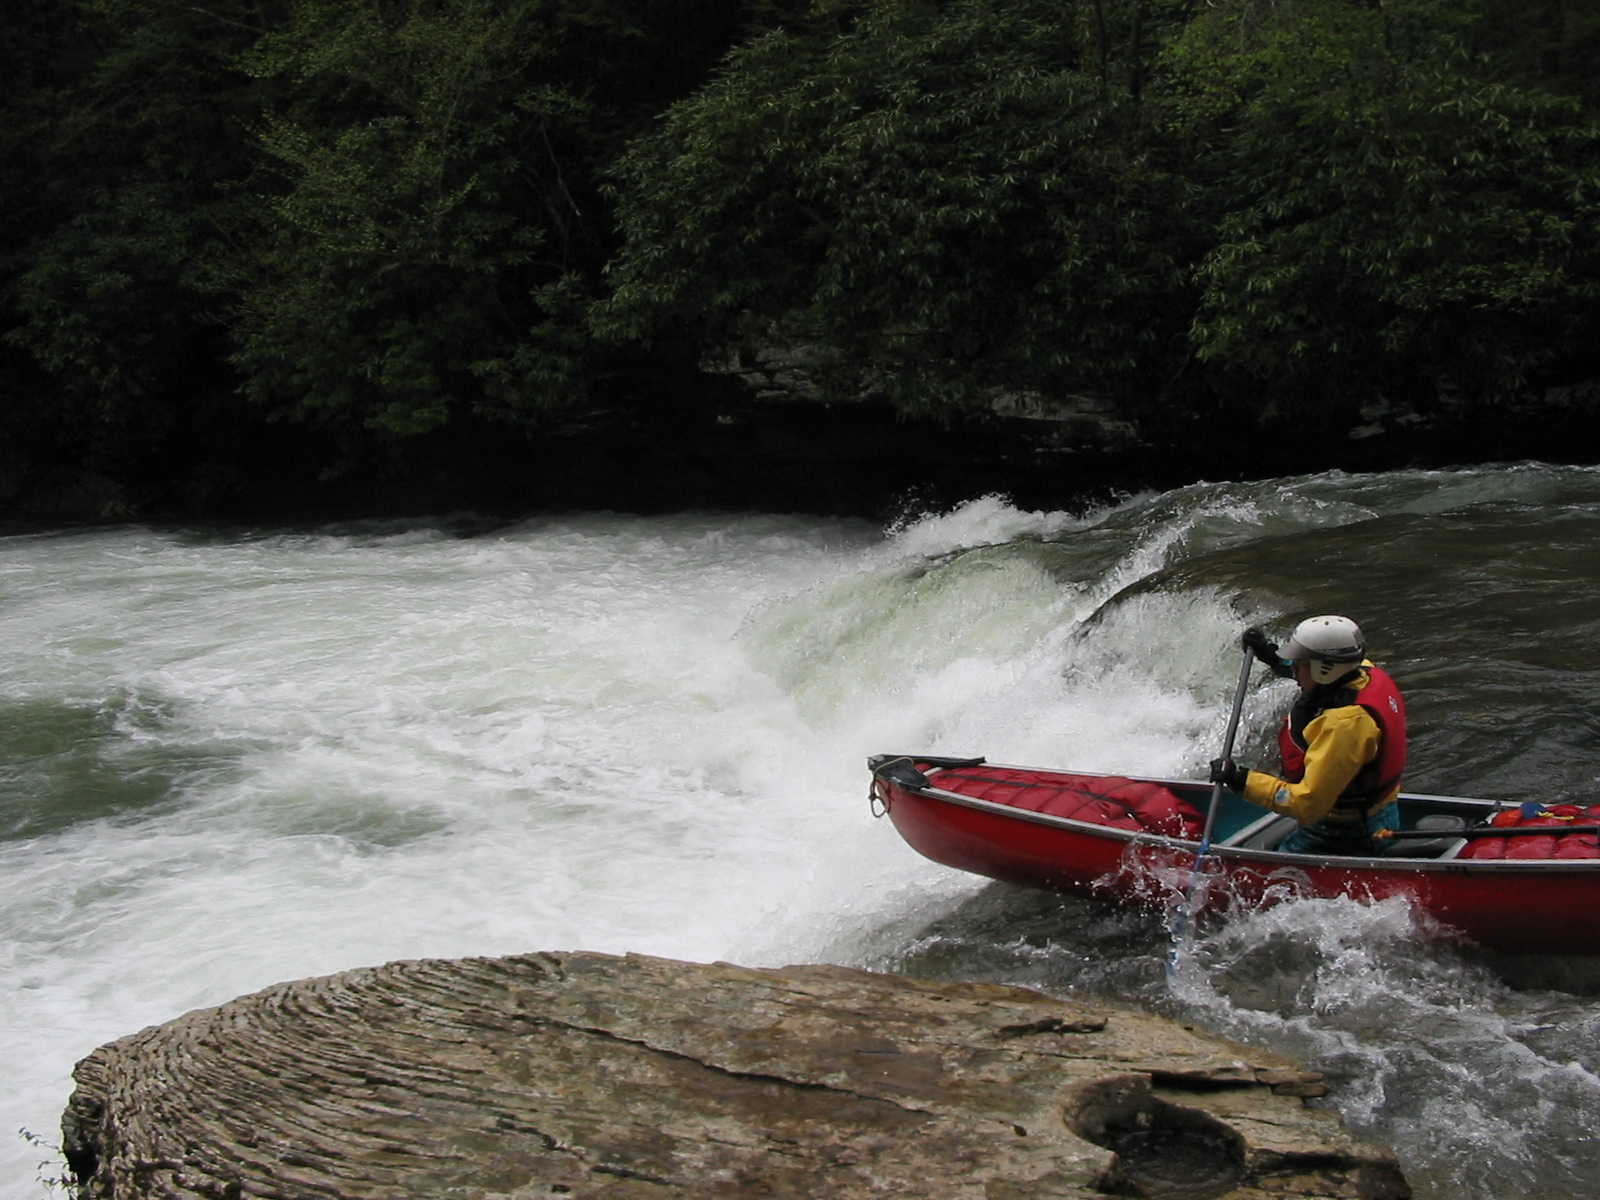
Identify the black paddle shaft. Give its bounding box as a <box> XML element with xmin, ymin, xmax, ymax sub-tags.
<box><xmin>1198</xmin><ymin>647</ymin><xmax>1257</xmax><ymax>850</ymax></box>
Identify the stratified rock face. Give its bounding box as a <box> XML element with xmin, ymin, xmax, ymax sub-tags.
<box><xmin>62</xmin><ymin>952</ymin><xmax>1408</xmax><ymax>1199</ymax></box>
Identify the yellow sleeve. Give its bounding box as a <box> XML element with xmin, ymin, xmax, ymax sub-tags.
<box><xmin>1242</xmin><ymin>705</ymin><xmax>1381</xmax><ymax>824</ymax></box>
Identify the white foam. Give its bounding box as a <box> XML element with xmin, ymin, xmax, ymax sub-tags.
<box><xmin>9</xmin><ymin>474</ymin><xmax>1600</xmax><ymax>1196</ymax></box>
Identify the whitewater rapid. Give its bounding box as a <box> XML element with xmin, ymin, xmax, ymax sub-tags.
<box><xmin>8</xmin><ymin>468</ymin><xmax>1600</xmax><ymax>1197</ymax></box>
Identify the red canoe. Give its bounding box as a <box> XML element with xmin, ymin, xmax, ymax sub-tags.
<box><xmin>867</xmin><ymin>754</ymin><xmax>1600</xmax><ymax>953</ymax></box>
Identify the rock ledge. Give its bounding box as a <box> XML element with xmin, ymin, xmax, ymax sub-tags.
<box><xmin>62</xmin><ymin>951</ymin><xmax>1408</xmax><ymax>1198</ymax></box>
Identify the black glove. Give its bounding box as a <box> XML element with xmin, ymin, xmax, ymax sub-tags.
<box><xmin>1241</xmin><ymin>626</ymin><xmax>1280</xmax><ymax>667</ymax></box>
<box><xmin>1209</xmin><ymin>757</ymin><xmax>1248</xmax><ymax>791</ymax></box>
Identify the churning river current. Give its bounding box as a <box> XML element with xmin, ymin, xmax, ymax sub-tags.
<box><xmin>5</xmin><ymin>462</ymin><xmax>1600</xmax><ymax>1197</ymax></box>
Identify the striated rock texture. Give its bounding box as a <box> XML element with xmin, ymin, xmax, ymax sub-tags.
<box><xmin>62</xmin><ymin>951</ymin><xmax>1409</xmax><ymax>1199</ymax></box>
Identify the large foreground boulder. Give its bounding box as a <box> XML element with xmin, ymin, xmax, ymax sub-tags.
<box><xmin>62</xmin><ymin>951</ymin><xmax>1408</xmax><ymax>1198</ymax></box>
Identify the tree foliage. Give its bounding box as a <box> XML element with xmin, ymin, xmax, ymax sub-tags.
<box><xmin>227</xmin><ymin>1</ymin><xmax>587</xmax><ymax>437</ymax></box>
<box><xmin>601</xmin><ymin>0</ymin><xmax>1197</xmax><ymax>413</ymax></box>
<box><xmin>2</xmin><ymin>0</ymin><xmax>275</xmax><ymax>509</ymax></box>
<box><xmin>2</xmin><ymin>0</ymin><xmax>1597</xmax><ymax>515</ymax></box>
<box><xmin>1162</xmin><ymin>0</ymin><xmax>1600</xmax><ymax>426</ymax></box>
<box><xmin>225</xmin><ymin>0</ymin><xmax>804</xmax><ymax>453</ymax></box>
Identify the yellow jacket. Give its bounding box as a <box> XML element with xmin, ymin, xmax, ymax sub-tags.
<box><xmin>1243</xmin><ymin>668</ymin><xmax>1400</xmax><ymax>825</ymax></box>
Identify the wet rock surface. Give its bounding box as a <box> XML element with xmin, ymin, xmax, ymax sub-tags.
<box><xmin>62</xmin><ymin>951</ymin><xmax>1409</xmax><ymax>1198</ymax></box>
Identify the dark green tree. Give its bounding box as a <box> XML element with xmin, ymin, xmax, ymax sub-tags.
<box><xmin>3</xmin><ymin>0</ymin><xmax>791</xmax><ymax>513</ymax></box>
<box><xmin>1162</xmin><ymin>0</ymin><xmax>1600</xmax><ymax>433</ymax></box>
<box><xmin>8</xmin><ymin>0</ymin><xmax>1597</xmax><ymax>515</ymax></box>
<box><xmin>599</xmin><ymin>0</ymin><xmax>1198</xmax><ymax>416</ymax></box>
<box><xmin>1474</xmin><ymin>0</ymin><xmax>1600</xmax><ymax>113</ymax></box>
<box><xmin>2</xmin><ymin>0</ymin><xmax>277</xmax><ymax>513</ymax></box>
<box><xmin>226</xmin><ymin>0</ymin><xmax>789</xmax><ymax>459</ymax></box>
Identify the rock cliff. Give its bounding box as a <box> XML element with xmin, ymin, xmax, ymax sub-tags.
<box><xmin>62</xmin><ymin>951</ymin><xmax>1408</xmax><ymax>1199</ymax></box>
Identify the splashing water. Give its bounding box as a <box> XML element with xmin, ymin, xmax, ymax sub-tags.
<box><xmin>8</xmin><ymin>465</ymin><xmax>1600</xmax><ymax>1197</ymax></box>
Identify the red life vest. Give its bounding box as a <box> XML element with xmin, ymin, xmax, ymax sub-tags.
<box><xmin>1276</xmin><ymin>664</ymin><xmax>1407</xmax><ymax>809</ymax></box>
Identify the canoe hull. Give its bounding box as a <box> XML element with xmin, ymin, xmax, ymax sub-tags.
<box><xmin>872</xmin><ymin>756</ymin><xmax>1600</xmax><ymax>954</ymax></box>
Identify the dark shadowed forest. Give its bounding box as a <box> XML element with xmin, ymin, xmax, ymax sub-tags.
<box><xmin>4</xmin><ymin>0</ymin><xmax>1597</xmax><ymax>521</ymax></box>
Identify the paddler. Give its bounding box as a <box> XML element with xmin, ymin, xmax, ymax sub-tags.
<box><xmin>1209</xmin><ymin>615</ymin><xmax>1407</xmax><ymax>855</ymax></box>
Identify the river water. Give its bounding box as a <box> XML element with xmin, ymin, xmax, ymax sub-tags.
<box><xmin>5</xmin><ymin>463</ymin><xmax>1600</xmax><ymax>1198</ymax></box>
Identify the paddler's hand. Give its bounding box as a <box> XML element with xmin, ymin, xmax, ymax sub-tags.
<box><xmin>1209</xmin><ymin>757</ymin><xmax>1247</xmax><ymax>791</ymax></box>
<box><xmin>1241</xmin><ymin>626</ymin><xmax>1279</xmax><ymax>666</ymax></box>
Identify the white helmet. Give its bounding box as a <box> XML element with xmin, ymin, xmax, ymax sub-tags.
<box><xmin>1279</xmin><ymin>615</ymin><xmax>1366</xmax><ymax>684</ymax></box>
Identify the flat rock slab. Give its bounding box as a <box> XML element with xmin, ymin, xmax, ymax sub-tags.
<box><xmin>62</xmin><ymin>951</ymin><xmax>1408</xmax><ymax>1198</ymax></box>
